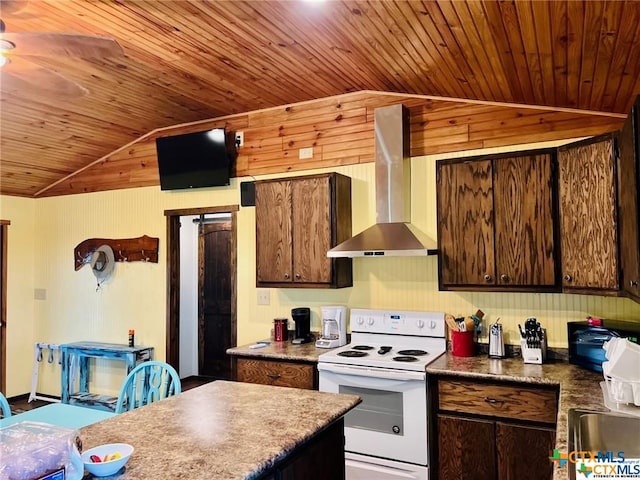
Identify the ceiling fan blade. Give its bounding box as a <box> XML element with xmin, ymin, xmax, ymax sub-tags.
<box><xmin>1</xmin><ymin>57</ymin><xmax>88</xmax><ymax>97</ymax></box>
<box><xmin>0</xmin><ymin>0</ymin><xmax>30</xmax><ymax>16</ymax></box>
<box><xmin>1</xmin><ymin>32</ymin><xmax>123</xmax><ymax>57</ymax></box>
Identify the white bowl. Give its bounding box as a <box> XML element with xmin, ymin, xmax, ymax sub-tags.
<box><xmin>81</xmin><ymin>443</ymin><xmax>133</xmax><ymax>477</ymax></box>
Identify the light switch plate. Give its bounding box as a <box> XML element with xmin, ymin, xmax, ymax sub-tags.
<box><xmin>257</xmin><ymin>290</ymin><xmax>270</xmax><ymax>305</ymax></box>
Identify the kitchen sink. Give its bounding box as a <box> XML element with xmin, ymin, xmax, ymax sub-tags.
<box><xmin>567</xmin><ymin>408</ymin><xmax>640</xmax><ymax>480</ymax></box>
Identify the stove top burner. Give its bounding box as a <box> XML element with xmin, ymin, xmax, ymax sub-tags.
<box><xmin>352</xmin><ymin>345</ymin><xmax>374</xmax><ymax>351</ymax></box>
<box><xmin>338</xmin><ymin>350</ymin><xmax>369</xmax><ymax>358</ymax></box>
<box><xmin>393</xmin><ymin>356</ymin><xmax>419</xmax><ymax>362</ymax></box>
<box><xmin>397</xmin><ymin>349</ymin><xmax>428</xmax><ymax>356</ymax></box>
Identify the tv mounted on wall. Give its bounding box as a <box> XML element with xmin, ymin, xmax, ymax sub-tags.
<box><xmin>155</xmin><ymin>128</ymin><xmax>232</xmax><ymax>191</ymax></box>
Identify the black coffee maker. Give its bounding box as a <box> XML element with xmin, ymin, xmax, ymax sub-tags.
<box><xmin>291</xmin><ymin>307</ymin><xmax>314</xmax><ymax>344</ymax></box>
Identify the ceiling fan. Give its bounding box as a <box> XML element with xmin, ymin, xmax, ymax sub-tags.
<box><xmin>0</xmin><ymin>15</ymin><xmax>124</xmax><ymax>98</ymax></box>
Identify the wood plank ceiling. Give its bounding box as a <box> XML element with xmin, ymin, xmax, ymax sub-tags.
<box><xmin>1</xmin><ymin>0</ymin><xmax>639</xmax><ymax>198</ymax></box>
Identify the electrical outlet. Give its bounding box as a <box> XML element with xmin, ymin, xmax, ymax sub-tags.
<box><xmin>257</xmin><ymin>289</ymin><xmax>270</xmax><ymax>305</ymax></box>
<box><xmin>299</xmin><ymin>147</ymin><xmax>313</xmax><ymax>159</ymax></box>
<box><xmin>235</xmin><ymin>131</ymin><xmax>244</xmax><ymax>148</ymax></box>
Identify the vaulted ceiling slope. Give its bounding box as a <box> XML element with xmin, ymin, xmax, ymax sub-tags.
<box><xmin>1</xmin><ymin>0</ymin><xmax>639</xmax><ymax>198</ymax></box>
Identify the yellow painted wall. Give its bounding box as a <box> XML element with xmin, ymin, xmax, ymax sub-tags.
<box><xmin>0</xmin><ymin>195</ymin><xmax>36</xmax><ymax>397</ymax></box>
<box><xmin>3</xmin><ymin>138</ymin><xmax>640</xmax><ymax>398</ymax></box>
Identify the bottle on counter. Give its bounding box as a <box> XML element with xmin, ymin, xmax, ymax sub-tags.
<box><xmin>128</xmin><ymin>329</ymin><xmax>135</xmax><ymax>347</ymax></box>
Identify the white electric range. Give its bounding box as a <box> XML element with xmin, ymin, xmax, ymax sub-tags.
<box><xmin>318</xmin><ymin>308</ymin><xmax>447</xmax><ymax>480</ymax></box>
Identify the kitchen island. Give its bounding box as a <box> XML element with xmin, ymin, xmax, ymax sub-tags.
<box><xmin>78</xmin><ymin>380</ymin><xmax>360</xmax><ymax>479</ymax></box>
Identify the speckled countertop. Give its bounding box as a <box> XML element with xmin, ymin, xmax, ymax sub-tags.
<box><xmin>227</xmin><ymin>337</ymin><xmax>333</xmax><ymax>362</ymax></box>
<box><xmin>79</xmin><ymin>381</ymin><xmax>360</xmax><ymax>480</ymax></box>
<box><xmin>427</xmin><ymin>353</ymin><xmax>607</xmax><ymax>480</ymax></box>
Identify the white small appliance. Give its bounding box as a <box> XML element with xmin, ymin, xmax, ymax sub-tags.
<box><xmin>316</xmin><ymin>306</ymin><xmax>347</xmax><ymax>348</ymax></box>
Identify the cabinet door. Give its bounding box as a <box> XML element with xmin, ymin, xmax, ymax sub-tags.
<box><xmin>278</xmin><ymin>419</ymin><xmax>345</xmax><ymax>480</ymax></box>
<box><xmin>493</xmin><ymin>154</ymin><xmax>556</xmax><ymax>286</ymax></box>
<box><xmin>292</xmin><ymin>176</ymin><xmax>332</xmax><ymax>283</ymax></box>
<box><xmin>558</xmin><ymin>137</ymin><xmax>618</xmax><ymax>291</ymax></box>
<box><xmin>617</xmin><ymin>101</ymin><xmax>640</xmax><ymax>299</ymax></box>
<box><xmin>496</xmin><ymin>422</ymin><xmax>555</xmax><ymax>480</ymax></box>
<box><xmin>256</xmin><ymin>180</ymin><xmax>293</xmax><ymax>283</ymax></box>
<box><xmin>437</xmin><ymin>414</ymin><xmax>496</xmax><ymax>480</ymax></box>
<box><xmin>437</xmin><ymin>160</ymin><xmax>495</xmax><ymax>286</ymax></box>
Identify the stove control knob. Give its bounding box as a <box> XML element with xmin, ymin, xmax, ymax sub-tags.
<box><xmin>416</xmin><ymin>319</ymin><xmax>425</xmax><ymax>329</ymax></box>
<box><xmin>367</xmin><ymin>317</ymin><xmax>375</xmax><ymax>326</ymax></box>
<box><xmin>430</xmin><ymin>320</ymin><xmax>436</xmax><ymax>329</ymax></box>
<box><xmin>356</xmin><ymin>316</ymin><xmax>364</xmax><ymax>326</ymax></box>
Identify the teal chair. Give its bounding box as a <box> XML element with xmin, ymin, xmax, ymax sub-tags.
<box><xmin>115</xmin><ymin>361</ymin><xmax>181</xmax><ymax>414</ymax></box>
<box><xmin>0</xmin><ymin>391</ymin><xmax>11</xmax><ymax>419</ymax></box>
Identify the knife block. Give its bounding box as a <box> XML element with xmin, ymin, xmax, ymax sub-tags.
<box><xmin>521</xmin><ymin>328</ymin><xmax>548</xmax><ymax>364</ymax></box>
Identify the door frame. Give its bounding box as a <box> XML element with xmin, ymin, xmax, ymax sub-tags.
<box><xmin>0</xmin><ymin>220</ymin><xmax>10</xmax><ymax>394</ymax></box>
<box><xmin>164</xmin><ymin>206</ymin><xmax>238</xmax><ymax>372</ymax></box>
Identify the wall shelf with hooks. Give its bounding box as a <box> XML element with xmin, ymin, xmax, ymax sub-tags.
<box><xmin>74</xmin><ymin>235</ymin><xmax>159</xmax><ymax>270</ymax></box>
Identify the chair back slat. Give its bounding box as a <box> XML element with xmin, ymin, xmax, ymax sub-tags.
<box><xmin>115</xmin><ymin>361</ymin><xmax>181</xmax><ymax>414</ymax></box>
<box><xmin>0</xmin><ymin>392</ymin><xmax>11</xmax><ymax>419</ymax></box>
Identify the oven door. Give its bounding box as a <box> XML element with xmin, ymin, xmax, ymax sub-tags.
<box><xmin>318</xmin><ymin>363</ymin><xmax>427</xmax><ymax>466</ymax></box>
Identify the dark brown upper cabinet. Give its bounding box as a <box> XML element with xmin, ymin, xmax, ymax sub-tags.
<box><xmin>616</xmin><ymin>96</ymin><xmax>640</xmax><ymax>301</ymax></box>
<box><xmin>558</xmin><ymin>135</ymin><xmax>619</xmax><ymax>294</ymax></box>
<box><xmin>255</xmin><ymin>173</ymin><xmax>352</xmax><ymax>289</ymax></box>
<box><xmin>436</xmin><ymin>151</ymin><xmax>558</xmax><ymax>291</ymax></box>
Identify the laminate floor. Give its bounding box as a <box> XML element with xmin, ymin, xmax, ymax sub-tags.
<box><xmin>4</xmin><ymin>375</ymin><xmax>215</xmax><ymax>417</ymax></box>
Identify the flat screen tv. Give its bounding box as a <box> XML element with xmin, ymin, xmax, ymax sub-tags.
<box><xmin>156</xmin><ymin>128</ymin><xmax>231</xmax><ymax>190</ymax></box>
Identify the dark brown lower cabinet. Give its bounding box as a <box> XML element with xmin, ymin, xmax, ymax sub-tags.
<box><xmin>436</xmin><ymin>415</ymin><xmax>555</xmax><ymax>480</ymax></box>
<box><xmin>438</xmin><ymin>415</ymin><xmax>496</xmax><ymax>480</ymax></box>
<box><xmin>496</xmin><ymin>422</ymin><xmax>556</xmax><ymax>480</ymax></box>
<box><xmin>259</xmin><ymin>418</ymin><xmax>345</xmax><ymax>479</ymax></box>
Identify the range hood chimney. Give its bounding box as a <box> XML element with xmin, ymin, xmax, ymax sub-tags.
<box><xmin>327</xmin><ymin>104</ymin><xmax>438</xmax><ymax>258</ymax></box>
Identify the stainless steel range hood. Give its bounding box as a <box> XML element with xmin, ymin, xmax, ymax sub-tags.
<box><xmin>327</xmin><ymin>104</ymin><xmax>438</xmax><ymax>258</ymax></box>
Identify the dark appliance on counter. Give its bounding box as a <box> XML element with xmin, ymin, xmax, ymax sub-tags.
<box><xmin>291</xmin><ymin>307</ymin><xmax>314</xmax><ymax>344</ymax></box>
<box><xmin>568</xmin><ymin>320</ymin><xmax>640</xmax><ymax>372</ymax></box>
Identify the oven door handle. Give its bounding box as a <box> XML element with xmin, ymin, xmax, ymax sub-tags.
<box><xmin>317</xmin><ymin>362</ymin><xmax>425</xmax><ymax>382</ymax></box>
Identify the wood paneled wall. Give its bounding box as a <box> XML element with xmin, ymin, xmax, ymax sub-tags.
<box><xmin>38</xmin><ymin>91</ymin><xmax>623</xmax><ymax>197</ymax></box>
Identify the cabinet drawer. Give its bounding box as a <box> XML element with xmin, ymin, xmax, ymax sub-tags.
<box><xmin>237</xmin><ymin>358</ymin><xmax>315</xmax><ymax>390</ymax></box>
<box><xmin>437</xmin><ymin>378</ymin><xmax>557</xmax><ymax>424</ymax></box>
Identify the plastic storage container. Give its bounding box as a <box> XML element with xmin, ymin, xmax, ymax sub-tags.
<box><xmin>602</xmin><ymin>338</ymin><xmax>640</xmax><ymax>407</ymax></box>
<box><xmin>0</xmin><ymin>421</ymin><xmax>83</xmax><ymax>480</ymax></box>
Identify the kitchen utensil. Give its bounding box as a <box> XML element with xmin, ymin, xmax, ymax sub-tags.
<box><xmin>316</xmin><ymin>306</ymin><xmax>348</xmax><ymax>348</ymax></box>
<box><xmin>445</xmin><ymin>314</ymin><xmax>459</xmax><ymax>332</ymax></box>
<box><xmin>488</xmin><ymin>318</ymin><xmax>506</xmax><ymax>359</ymax></box>
<box><xmin>82</xmin><ymin>443</ymin><xmax>134</xmax><ymax>477</ymax></box>
<box><xmin>520</xmin><ymin>318</ymin><xmax>547</xmax><ymax>364</ymax></box>
<box><xmin>291</xmin><ymin>307</ymin><xmax>314</xmax><ymax>345</ymax></box>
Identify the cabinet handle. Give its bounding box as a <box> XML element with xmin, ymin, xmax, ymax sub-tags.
<box><xmin>564</xmin><ymin>274</ymin><xmax>573</xmax><ymax>282</ymax></box>
<box><xmin>500</xmin><ymin>274</ymin><xmax>509</xmax><ymax>283</ymax></box>
<box><xmin>266</xmin><ymin>373</ymin><xmax>281</xmax><ymax>380</ymax></box>
<box><xmin>484</xmin><ymin>274</ymin><xmax>492</xmax><ymax>282</ymax></box>
<box><xmin>284</xmin><ymin>273</ymin><xmax>290</xmax><ymax>279</ymax></box>
<box><xmin>483</xmin><ymin>397</ymin><xmax>504</xmax><ymax>404</ymax></box>
<box><xmin>631</xmin><ymin>280</ymin><xmax>639</xmax><ymax>288</ymax></box>
<box><xmin>295</xmin><ymin>273</ymin><xmax>301</xmax><ymax>279</ymax></box>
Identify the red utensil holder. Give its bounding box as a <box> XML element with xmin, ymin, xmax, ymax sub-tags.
<box><xmin>451</xmin><ymin>330</ymin><xmax>475</xmax><ymax>357</ymax></box>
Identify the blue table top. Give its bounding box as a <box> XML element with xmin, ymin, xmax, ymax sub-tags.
<box><xmin>62</xmin><ymin>341</ymin><xmax>153</xmax><ymax>354</ymax></box>
<box><xmin>0</xmin><ymin>402</ymin><xmax>115</xmax><ymax>429</ymax></box>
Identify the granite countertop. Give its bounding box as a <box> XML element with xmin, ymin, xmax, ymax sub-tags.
<box><xmin>426</xmin><ymin>353</ymin><xmax>606</xmax><ymax>480</ymax></box>
<box><xmin>79</xmin><ymin>380</ymin><xmax>360</xmax><ymax>480</ymax></box>
<box><xmin>227</xmin><ymin>337</ymin><xmax>334</xmax><ymax>362</ymax></box>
